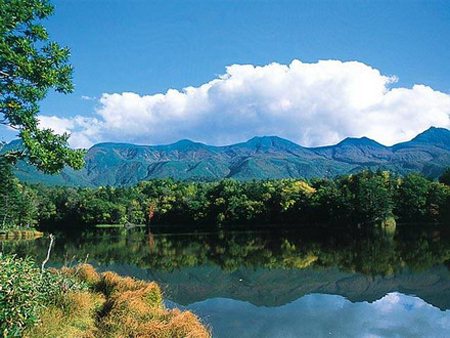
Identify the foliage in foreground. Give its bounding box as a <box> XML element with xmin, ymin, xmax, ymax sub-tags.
<box><xmin>0</xmin><ymin>254</ymin><xmax>88</xmax><ymax>337</ymax></box>
<box><xmin>0</xmin><ymin>255</ymin><xmax>210</xmax><ymax>338</ymax></box>
<box><xmin>0</xmin><ymin>0</ymin><xmax>85</xmax><ymax>173</ymax></box>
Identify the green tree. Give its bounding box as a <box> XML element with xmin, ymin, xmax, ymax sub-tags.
<box><xmin>350</xmin><ymin>172</ymin><xmax>394</xmax><ymax>225</ymax></box>
<box><xmin>310</xmin><ymin>178</ymin><xmax>352</xmax><ymax>224</ymax></box>
<box><xmin>0</xmin><ymin>0</ymin><xmax>84</xmax><ymax>173</ymax></box>
<box><xmin>394</xmin><ymin>173</ymin><xmax>431</xmax><ymax>221</ymax></box>
<box><xmin>426</xmin><ymin>182</ymin><xmax>450</xmax><ymax>222</ymax></box>
<box><xmin>79</xmin><ymin>197</ymin><xmax>127</xmax><ymax>226</ymax></box>
<box><xmin>439</xmin><ymin>167</ymin><xmax>450</xmax><ymax>186</ymax></box>
<box><xmin>0</xmin><ymin>158</ymin><xmax>21</xmax><ymax>229</ymax></box>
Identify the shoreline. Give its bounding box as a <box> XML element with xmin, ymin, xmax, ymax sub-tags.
<box><xmin>0</xmin><ymin>229</ymin><xmax>44</xmax><ymax>241</ymax></box>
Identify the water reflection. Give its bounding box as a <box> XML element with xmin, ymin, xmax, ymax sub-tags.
<box><xmin>2</xmin><ymin>225</ymin><xmax>450</xmax><ymax>337</ymax></box>
<box><xmin>175</xmin><ymin>293</ymin><xmax>450</xmax><ymax>338</ymax></box>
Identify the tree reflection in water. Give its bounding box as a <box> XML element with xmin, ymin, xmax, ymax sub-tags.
<box><xmin>2</xmin><ymin>225</ymin><xmax>450</xmax><ymax>310</ymax></box>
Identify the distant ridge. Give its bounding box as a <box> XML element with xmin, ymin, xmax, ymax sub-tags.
<box><xmin>2</xmin><ymin>127</ymin><xmax>450</xmax><ymax>186</ymax></box>
<box><xmin>395</xmin><ymin>127</ymin><xmax>450</xmax><ymax>149</ymax></box>
<box><xmin>335</xmin><ymin>136</ymin><xmax>386</xmax><ymax>147</ymax></box>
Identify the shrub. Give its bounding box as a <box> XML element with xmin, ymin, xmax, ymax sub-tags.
<box><xmin>0</xmin><ymin>254</ymin><xmax>90</xmax><ymax>337</ymax></box>
<box><xmin>0</xmin><ymin>254</ymin><xmax>44</xmax><ymax>336</ymax></box>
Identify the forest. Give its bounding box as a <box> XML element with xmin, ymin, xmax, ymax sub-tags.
<box><xmin>2</xmin><ymin>157</ymin><xmax>450</xmax><ymax>231</ymax></box>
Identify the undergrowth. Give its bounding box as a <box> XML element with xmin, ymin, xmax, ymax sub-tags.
<box><xmin>0</xmin><ymin>257</ymin><xmax>210</xmax><ymax>337</ymax></box>
<box><xmin>0</xmin><ymin>254</ymin><xmax>88</xmax><ymax>337</ymax></box>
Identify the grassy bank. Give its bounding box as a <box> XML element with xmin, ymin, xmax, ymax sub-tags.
<box><xmin>0</xmin><ymin>256</ymin><xmax>210</xmax><ymax>337</ymax></box>
<box><xmin>0</xmin><ymin>229</ymin><xmax>43</xmax><ymax>241</ymax></box>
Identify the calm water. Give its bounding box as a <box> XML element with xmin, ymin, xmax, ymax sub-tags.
<box><xmin>3</xmin><ymin>226</ymin><xmax>450</xmax><ymax>337</ymax></box>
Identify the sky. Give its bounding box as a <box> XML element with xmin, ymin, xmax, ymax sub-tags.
<box><xmin>2</xmin><ymin>0</ymin><xmax>450</xmax><ymax>148</ymax></box>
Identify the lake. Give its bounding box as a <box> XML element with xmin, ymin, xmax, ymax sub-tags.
<box><xmin>3</xmin><ymin>225</ymin><xmax>450</xmax><ymax>337</ymax></box>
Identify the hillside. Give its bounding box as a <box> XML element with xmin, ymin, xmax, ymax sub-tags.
<box><xmin>3</xmin><ymin>127</ymin><xmax>450</xmax><ymax>186</ymax></box>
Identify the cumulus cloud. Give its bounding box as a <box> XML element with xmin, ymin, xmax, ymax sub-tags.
<box><xmin>39</xmin><ymin>60</ymin><xmax>450</xmax><ymax>148</ymax></box>
<box><xmin>38</xmin><ymin>115</ymin><xmax>101</xmax><ymax>148</ymax></box>
<box><xmin>38</xmin><ymin>115</ymin><xmax>75</xmax><ymax>135</ymax></box>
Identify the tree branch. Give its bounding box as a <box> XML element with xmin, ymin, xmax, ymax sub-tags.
<box><xmin>41</xmin><ymin>233</ymin><xmax>55</xmax><ymax>272</ymax></box>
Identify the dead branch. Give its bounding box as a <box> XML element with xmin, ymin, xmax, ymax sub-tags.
<box><xmin>41</xmin><ymin>233</ymin><xmax>55</xmax><ymax>272</ymax></box>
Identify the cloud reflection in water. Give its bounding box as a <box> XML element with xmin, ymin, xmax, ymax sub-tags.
<box><xmin>172</xmin><ymin>292</ymin><xmax>450</xmax><ymax>338</ymax></box>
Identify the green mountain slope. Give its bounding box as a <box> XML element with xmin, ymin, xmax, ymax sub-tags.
<box><xmin>3</xmin><ymin>127</ymin><xmax>450</xmax><ymax>186</ymax></box>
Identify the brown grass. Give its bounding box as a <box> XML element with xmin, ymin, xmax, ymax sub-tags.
<box><xmin>167</xmin><ymin>309</ymin><xmax>211</xmax><ymax>338</ymax></box>
<box><xmin>28</xmin><ymin>265</ymin><xmax>210</xmax><ymax>338</ymax></box>
<box><xmin>98</xmin><ymin>270</ymin><xmax>149</xmax><ymax>296</ymax></box>
<box><xmin>61</xmin><ymin>263</ymin><xmax>101</xmax><ymax>286</ymax></box>
<box><xmin>24</xmin><ymin>290</ymin><xmax>105</xmax><ymax>338</ymax></box>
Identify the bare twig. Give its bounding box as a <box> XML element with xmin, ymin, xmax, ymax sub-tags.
<box><xmin>41</xmin><ymin>233</ymin><xmax>55</xmax><ymax>272</ymax></box>
<box><xmin>83</xmin><ymin>254</ymin><xmax>89</xmax><ymax>265</ymax></box>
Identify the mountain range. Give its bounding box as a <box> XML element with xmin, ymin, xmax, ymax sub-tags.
<box><xmin>2</xmin><ymin>126</ymin><xmax>450</xmax><ymax>186</ymax></box>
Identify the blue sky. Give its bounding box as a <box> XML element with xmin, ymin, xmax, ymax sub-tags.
<box><xmin>2</xmin><ymin>0</ymin><xmax>450</xmax><ymax>147</ymax></box>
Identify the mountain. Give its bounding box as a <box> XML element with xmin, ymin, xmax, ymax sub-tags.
<box><xmin>313</xmin><ymin>136</ymin><xmax>392</xmax><ymax>164</ymax></box>
<box><xmin>405</xmin><ymin>126</ymin><xmax>450</xmax><ymax>148</ymax></box>
<box><xmin>3</xmin><ymin>127</ymin><xmax>450</xmax><ymax>186</ymax></box>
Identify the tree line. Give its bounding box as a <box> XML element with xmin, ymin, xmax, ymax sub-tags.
<box><xmin>2</xmin><ymin>159</ymin><xmax>450</xmax><ymax>230</ymax></box>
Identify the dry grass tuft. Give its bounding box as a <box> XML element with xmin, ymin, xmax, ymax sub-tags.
<box><xmin>99</xmin><ymin>270</ymin><xmax>148</xmax><ymax>296</ymax></box>
<box><xmin>28</xmin><ymin>265</ymin><xmax>210</xmax><ymax>337</ymax></box>
<box><xmin>99</xmin><ymin>283</ymin><xmax>166</xmax><ymax>335</ymax></box>
<box><xmin>98</xmin><ymin>273</ymin><xmax>210</xmax><ymax>337</ymax></box>
<box><xmin>167</xmin><ymin>309</ymin><xmax>211</xmax><ymax>338</ymax></box>
<box><xmin>109</xmin><ymin>283</ymin><xmax>163</xmax><ymax>312</ymax></box>
<box><xmin>25</xmin><ymin>291</ymin><xmax>106</xmax><ymax>338</ymax></box>
<box><xmin>76</xmin><ymin>264</ymin><xmax>101</xmax><ymax>286</ymax></box>
<box><xmin>61</xmin><ymin>264</ymin><xmax>101</xmax><ymax>286</ymax></box>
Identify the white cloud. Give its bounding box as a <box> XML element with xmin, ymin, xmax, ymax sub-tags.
<box><xmin>38</xmin><ymin>115</ymin><xmax>100</xmax><ymax>149</ymax></box>
<box><xmin>38</xmin><ymin>116</ymin><xmax>74</xmax><ymax>135</ymax></box>
<box><xmin>39</xmin><ymin>59</ymin><xmax>450</xmax><ymax>148</ymax></box>
<box><xmin>81</xmin><ymin>95</ymin><xmax>96</xmax><ymax>101</ymax></box>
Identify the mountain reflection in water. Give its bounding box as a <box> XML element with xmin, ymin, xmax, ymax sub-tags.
<box><xmin>172</xmin><ymin>292</ymin><xmax>450</xmax><ymax>337</ymax></box>
<box><xmin>3</xmin><ymin>225</ymin><xmax>450</xmax><ymax>337</ymax></box>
